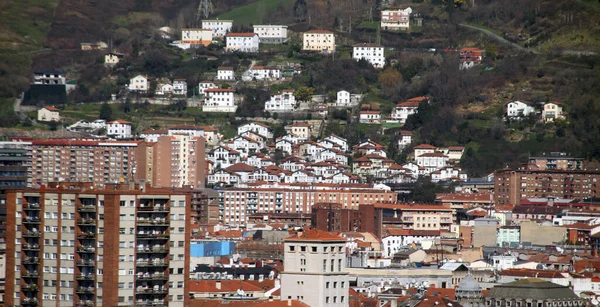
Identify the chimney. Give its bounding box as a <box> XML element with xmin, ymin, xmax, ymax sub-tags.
<box><xmin>391</xmin><ymin>299</ymin><xmax>398</xmax><ymax>307</ymax></box>
<box><xmin>216</xmin><ymin>280</ymin><xmax>221</xmax><ymax>290</ymax></box>
<box><xmin>287</xmin><ymin>299</ymin><xmax>293</xmax><ymax>306</ymax></box>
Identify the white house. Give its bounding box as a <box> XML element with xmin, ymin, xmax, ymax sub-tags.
<box><xmin>180</xmin><ymin>28</ymin><xmax>212</xmax><ymax>47</ymax></box>
<box><xmin>302</xmin><ymin>30</ymin><xmax>336</xmax><ymax>53</ymax></box>
<box><xmin>506</xmin><ymin>100</ymin><xmax>535</xmax><ymax>118</ymax></box>
<box><xmin>359</xmin><ymin>110</ymin><xmax>381</xmax><ymax>124</ymax></box>
<box><xmin>104</xmin><ymin>52</ymin><xmax>124</xmax><ymax>66</ymax></box>
<box><xmin>382</xmin><ymin>228</ymin><xmax>440</xmax><ymax>257</ymax></box>
<box><xmin>207</xmin><ymin>145</ymin><xmax>241</xmax><ymax>169</ymax></box>
<box><xmin>397</xmin><ymin>130</ymin><xmax>412</xmax><ymax>149</ymax></box>
<box><xmin>199</xmin><ymin>81</ymin><xmax>218</xmax><ymax>95</ymax></box>
<box><xmin>225</xmin><ymin>33</ymin><xmax>260</xmax><ymax>53</ymax></box>
<box><xmin>336</xmin><ymin>90</ymin><xmax>350</xmax><ymax>106</ymax></box>
<box><xmin>415</xmin><ymin>152</ymin><xmax>449</xmax><ymax>173</ymax></box>
<box><xmin>275</xmin><ymin>138</ymin><xmax>294</xmax><ymax>155</ymax></box>
<box><xmin>353</xmin><ymin>43</ymin><xmax>385</xmax><ymax>68</ymax></box>
<box><xmin>37</xmin><ymin>106</ymin><xmax>60</xmax><ymax>122</ymax></box>
<box><xmin>245</xmin><ymin>66</ymin><xmax>281</xmax><ymax>81</ymax></box>
<box><xmin>128</xmin><ymin>75</ymin><xmax>148</xmax><ymax>93</ymax></box>
<box><xmin>381</xmin><ymin>7</ymin><xmax>412</xmax><ymax>31</ymax></box>
<box><xmin>413</xmin><ymin>144</ymin><xmax>436</xmax><ymax>158</ymax></box>
<box><xmin>253</xmin><ymin>25</ymin><xmax>288</xmax><ymax>44</ymax></box>
<box><xmin>155</xmin><ymin>80</ymin><xmax>173</xmax><ymax>96</ymax></box>
<box><xmin>285</xmin><ymin>122</ymin><xmax>312</xmax><ymax>139</ymax></box>
<box><xmin>106</xmin><ymin>120</ymin><xmax>132</xmax><ymax>139</ymax></box>
<box><xmin>201</xmin><ymin>20</ymin><xmax>233</xmax><ymax>37</ymax></box>
<box><xmin>33</xmin><ymin>69</ymin><xmax>66</xmax><ymax>85</ymax></box>
<box><xmin>542</xmin><ymin>102</ymin><xmax>565</xmax><ymax>122</ymax></box>
<box><xmin>217</xmin><ymin>67</ymin><xmax>235</xmax><ymax>81</ymax></box>
<box><xmin>203</xmin><ymin>88</ymin><xmax>236</xmax><ymax>112</ymax></box>
<box><xmin>431</xmin><ymin>167</ymin><xmax>468</xmax><ymax>183</ymax></box>
<box><xmin>173</xmin><ymin>79</ymin><xmax>187</xmax><ymax>96</ymax></box>
<box><xmin>237</xmin><ymin>122</ymin><xmax>273</xmax><ymax>139</ymax></box>
<box><xmin>226</xmin><ymin>136</ymin><xmax>262</xmax><ymax>158</ymax></box>
<box><xmin>391</xmin><ymin>96</ymin><xmax>429</xmax><ymax>124</ymax></box>
<box><xmin>207</xmin><ymin>169</ymin><xmax>240</xmax><ymax>186</ymax></box>
<box><xmin>264</xmin><ymin>90</ymin><xmax>296</xmax><ymax>113</ymax></box>
<box><xmin>324</xmin><ymin>134</ymin><xmax>348</xmax><ymax>152</ymax></box>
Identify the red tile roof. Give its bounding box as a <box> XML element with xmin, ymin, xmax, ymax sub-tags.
<box><xmin>305</xmin><ymin>30</ymin><xmax>334</xmax><ymax>34</ymax></box>
<box><xmin>226</xmin><ymin>163</ymin><xmax>256</xmax><ymax>173</ymax></box>
<box><xmin>353</xmin><ymin>43</ymin><xmax>383</xmax><ymax>48</ymax></box>
<box><xmin>227</xmin><ymin>32</ymin><xmax>257</xmax><ymax>37</ymax></box>
<box><xmin>188</xmin><ymin>280</ymin><xmax>264</xmax><ymax>293</ymax></box>
<box><xmin>43</xmin><ymin>106</ymin><xmax>59</xmax><ymax>111</ymax></box>
<box><xmin>205</xmin><ymin>88</ymin><xmax>236</xmax><ymax>92</ymax></box>
<box><xmin>108</xmin><ymin>119</ymin><xmax>132</xmax><ymax>125</ymax></box>
<box><xmin>414</xmin><ymin>144</ymin><xmax>437</xmax><ymax>149</ymax></box>
<box><xmin>285</xmin><ymin>229</ymin><xmax>344</xmax><ymax>242</ymax></box>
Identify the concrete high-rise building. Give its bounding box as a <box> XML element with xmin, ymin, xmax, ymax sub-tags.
<box><xmin>494</xmin><ymin>168</ymin><xmax>600</xmax><ymax>205</ymax></box>
<box><xmin>5</xmin><ymin>182</ymin><xmax>198</xmax><ymax>307</ymax></box>
<box><xmin>0</xmin><ymin>141</ymin><xmax>32</xmax><ymax>241</ymax></box>
<box><xmin>280</xmin><ymin>230</ymin><xmax>348</xmax><ymax>307</ymax></box>
<box><xmin>143</xmin><ymin>135</ymin><xmax>206</xmax><ymax>188</ymax></box>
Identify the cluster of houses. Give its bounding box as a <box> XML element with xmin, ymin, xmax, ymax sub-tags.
<box><xmin>506</xmin><ymin>100</ymin><xmax>566</xmax><ymax>122</ymax></box>
<box><xmin>203</xmin><ymin>118</ymin><xmax>468</xmax><ymax>187</ymax></box>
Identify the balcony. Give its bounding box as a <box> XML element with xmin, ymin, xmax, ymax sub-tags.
<box><xmin>76</xmin><ymin>287</ymin><xmax>95</xmax><ymax>294</ymax></box>
<box><xmin>77</xmin><ymin>300</ymin><xmax>94</xmax><ymax>307</ymax></box>
<box><xmin>23</xmin><ymin>217</ymin><xmax>41</xmax><ymax>224</ymax></box>
<box><xmin>22</xmin><ymin>298</ymin><xmax>39</xmax><ymax>306</ymax></box>
<box><xmin>22</xmin><ymin>270</ymin><xmax>39</xmax><ymax>278</ymax></box>
<box><xmin>136</xmin><ymin>247</ymin><xmax>169</xmax><ymax>254</ymax></box>
<box><xmin>23</xmin><ymin>231</ymin><xmax>40</xmax><ymax>238</ymax></box>
<box><xmin>136</xmin><ymin>273</ymin><xmax>168</xmax><ymax>280</ymax></box>
<box><xmin>77</xmin><ymin>232</ymin><xmax>96</xmax><ymax>240</ymax></box>
<box><xmin>77</xmin><ymin>219</ymin><xmax>96</xmax><ymax>226</ymax></box>
<box><xmin>21</xmin><ymin>284</ymin><xmax>38</xmax><ymax>292</ymax></box>
<box><xmin>136</xmin><ymin>288</ymin><xmax>168</xmax><ymax>295</ymax></box>
<box><xmin>137</xmin><ymin>219</ymin><xmax>169</xmax><ymax>226</ymax></box>
<box><xmin>138</xmin><ymin>206</ymin><xmax>169</xmax><ymax>213</ymax></box>
<box><xmin>77</xmin><ymin>246</ymin><xmax>95</xmax><ymax>253</ymax></box>
<box><xmin>136</xmin><ymin>233</ymin><xmax>169</xmax><ymax>240</ymax></box>
<box><xmin>77</xmin><ymin>205</ymin><xmax>96</xmax><ymax>213</ymax></box>
<box><xmin>22</xmin><ymin>257</ymin><xmax>39</xmax><ymax>265</ymax></box>
<box><xmin>137</xmin><ymin>301</ymin><xmax>166</xmax><ymax>307</ymax></box>
<box><xmin>77</xmin><ymin>259</ymin><xmax>95</xmax><ymax>267</ymax></box>
<box><xmin>22</xmin><ymin>244</ymin><xmax>40</xmax><ymax>251</ymax></box>
<box><xmin>24</xmin><ymin>204</ymin><xmax>41</xmax><ymax>210</ymax></box>
<box><xmin>76</xmin><ymin>274</ymin><xmax>95</xmax><ymax>281</ymax></box>
<box><xmin>136</xmin><ymin>260</ymin><xmax>169</xmax><ymax>268</ymax></box>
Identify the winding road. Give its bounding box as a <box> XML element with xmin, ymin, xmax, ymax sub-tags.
<box><xmin>458</xmin><ymin>23</ymin><xmax>538</xmax><ymax>54</ymax></box>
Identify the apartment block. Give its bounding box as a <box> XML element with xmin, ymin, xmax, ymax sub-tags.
<box><xmin>13</xmin><ymin>139</ymin><xmax>138</xmax><ymax>188</ymax></box>
<box><xmin>528</xmin><ymin>152</ymin><xmax>584</xmax><ymax>171</ymax></box>
<box><xmin>0</xmin><ymin>141</ymin><xmax>32</xmax><ymax>241</ymax></box>
<box><xmin>5</xmin><ymin>182</ymin><xmax>197</xmax><ymax>307</ymax></box>
<box><xmin>494</xmin><ymin>168</ymin><xmax>600</xmax><ymax>205</ymax></box>
<box><xmin>280</xmin><ymin>230</ymin><xmax>349</xmax><ymax>307</ymax></box>
<box><xmin>217</xmin><ymin>183</ymin><xmax>397</xmax><ymax>226</ymax></box>
<box><xmin>374</xmin><ymin>203</ymin><xmax>454</xmax><ymax>232</ymax></box>
<box><xmin>137</xmin><ymin>135</ymin><xmax>206</xmax><ymax>189</ymax></box>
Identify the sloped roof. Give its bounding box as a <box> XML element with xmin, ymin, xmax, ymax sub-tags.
<box><xmin>285</xmin><ymin>229</ymin><xmax>344</xmax><ymax>242</ymax></box>
<box><xmin>226</xmin><ymin>163</ymin><xmax>256</xmax><ymax>173</ymax></box>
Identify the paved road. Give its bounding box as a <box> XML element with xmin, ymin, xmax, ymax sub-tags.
<box><xmin>458</xmin><ymin>23</ymin><xmax>538</xmax><ymax>54</ymax></box>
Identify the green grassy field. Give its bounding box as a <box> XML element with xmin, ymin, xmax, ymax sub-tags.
<box><xmin>217</xmin><ymin>0</ymin><xmax>293</xmax><ymax>26</ymax></box>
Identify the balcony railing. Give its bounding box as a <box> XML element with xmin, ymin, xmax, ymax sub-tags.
<box><xmin>77</xmin><ymin>300</ymin><xmax>94</xmax><ymax>307</ymax></box>
<box><xmin>76</xmin><ymin>287</ymin><xmax>95</xmax><ymax>294</ymax></box>
<box><xmin>77</xmin><ymin>246</ymin><xmax>95</xmax><ymax>253</ymax></box>
<box><xmin>22</xmin><ymin>257</ymin><xmax>39</xmax><ymax>264</ymax></box>
<box><xmin>22</xmin><ymin>270</ymin><xmax>39</xmax><ymax>278</ymax></box>
<box><xmin>76</xmin><ymin>274</ymin><xmax>95</xmax><ymax>281</ymax></box>
<box><xmin>136</xmin><ymin>273</ymin><xmax>167</xmax><ymax>280</ymax></box>
<box><xmin>77</xmin><ymin>232</ymin><xmax>96</xmax><ymax>239</ymax></box>
<box><xmin>136</xmin><ymin>233</ymin><xmax>169</xmax><ymax>239</ymax></box>
<box><xmin>136</xmin><ymin>288</ymin><xmax>168</xmax><ymax>294</ymax></box>
<box><xmin>136</xmin><ymin>260</ymin><xmax>169</xmax><ymax>267</ymax></box>
<box><xmin>22</xmin><ymin>244</ymin><xmax>40</xmax><ymax>251</ymax></box>
<box><xmin>137</xmin><ymin>219</ymin><xmax>169</xmax><ymax>226</ymax></box>
<box><xmin>21</xmin><ymin>284</ymin><xmax>38</xmax><ymax>291</ymax></box>
<box><xmin>77</xmin><ymin>260</ymin><xmax>95</xmax><ymax>267</ymax></box>
<box><xmin>22</xmin><ymin>298</ymin><xmax>39</xmax><ymax>306</ymax></box>
<box><xmin>77</xmin><ymin>205</ymin><xmax>96</xmax><ymax>212</ymax></box>
<box><xmin>136</xmin><ymin>301</ymin><xmax>166</xmax><ymax>307</ymax></box>
<box><xmin>77</xmin><ymin>219</ymin><xmax>96</xmax><ymax>226</ymax></box>
<box><xmin>24</xmin><ymin>204</ymin><xmax>41</xmax><ymax>210</ymax></box>
<box><xmin>23</xmin><ymin>217</ymin><xmax>41</xmax><ymax>224</ymax></box>
<box><xmin>22</xmin><ymin>231</ymin><xmax>41</xmax><ymax>238</ymax></box>
<box><xmin>138</xmin><ymin>206</ymin><xmax>169</xmax><ymax>212</ymax></box>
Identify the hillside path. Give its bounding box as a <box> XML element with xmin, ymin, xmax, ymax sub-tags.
<box><xmin>458</xmin><ymin>23</ymin><xmax>539</xmax><ymax>54</ymax></box>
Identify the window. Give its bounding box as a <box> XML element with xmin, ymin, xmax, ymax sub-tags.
<box><xmin>326</xmin><ymin>282</ymin><xmax>330</xmax><ymax>289</ymax></box>
<box><xmin>312</xmin><ymin>246</ymin><xmax>317</xmax><ymax>252</ymax></box>
<box><xmin>326</xmin><ymin>297</ymin><xmax>330</xmax><ymax>304</ymax></box>
<box><xmin>289</xmin><ymin>246</ymin><xmax>295</xmax><ymax>252</ymax></box>
<box><xmin>301</xmin><ymin>246</ymin><xmax>306</xmax><ymax>252</ymax></box>
<box><xmin>323</xmin><ymin>260</ymin><xmax>327</xmax><ymax>272</ymax></box>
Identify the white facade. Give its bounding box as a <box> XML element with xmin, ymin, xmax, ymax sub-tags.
<box><xmin>237</xmin><ymin>122</ymin><xmax>273</xmax><ymax>139</ymax></box>
<box><xmin>203</xmin><ymin>88</ymin><xmax>236</xmax><ymax>112</ymax></box>
<box><xmin>382</xmin><ymin>233</ymin><xmax>440</xmax><ymax>257</ymax></box>
<box><xmin>431</xmin><ymin>167</ymin><xmax>468</xmax><ymax>183</ymax></box>
<box><xmin>129</xmin><ymin>75</ymin><xmax>148</xmax><ymax>93</ymax></box>
<box><xmin>155</xmin><ymin>82</ymin><xmax>173</xmax><ymax>96</ymax></box>
<box><xmin>336</xmin><ymin>90</ymin><xmax>350</xmax><ymax>106</ymax></box>
<box><xmin>201</xmin><ymin>20</ymin><xmax>233</xmax><ymax>37</ymax></box>
<box><xmin>324</xmin><ymin>135</ymin><xmax>348</xmax><ymax>152</ymax></box>
<box><xmin>33</xmin><ymin>69</ymin><xmax>66</xmax><ymax>85</ymax></box>
<box><xmin>180</xmin><ymin>28</ymin><xmax>212</xmax><ymax>46</ymax></box>
<box><xmin>506</xmin><ymin>100</ymin><xmax>535</xmax><ymax>118</ymax></box>
<box><xmin>199</xmin><ymin>81</ymin><xmax>218</xmax><ymax>94</ymax></box>
<box><xmin>302</xmin><ymin>30</ymin><xmax>336</xmax><ymax>53</ymax></box>
<box><xmin>207</xmin><ymin>146</ymin><xmax>241</xmax><ymax>169</ymax></box>
<box><xmin>106</xmin><ymin>120</ymin><xmax>132</xmax><ymax>139</ymax></box>
<box><xmin>253</xmin><ymin>25</ymin><xmax>288</xmax><ymax>44</ymax></box>
<box><xmin>353</xmin><ymin>44</ymin><xmax>385</xmax><ymax>68</ymax></box>
<box><xmin>415</xmin><ymin>152</ymin><xmax>449</xmax><ymax>173</ymax></box>
<box><xmin>226</xmin><ymin>33</ymin><xmax>260</xmax><ymax>52</ymax></box>
<box><xmin>381</xmin><ymin>7</ymin><xmax>412</xmax><ymax>31</ymax></box>
<box><xmin>37</xmin><ymin>107</ymin><xmax>60</xmax><ymax>122</ymax></box>
<box><xmin>173</xmin><ymin>79</ymin><xmax>187</xmax><ymax>96</ymax></box>
<box><xmin>280</xmin><ymin>231</ymin><xmax>349</xmax><ymax>307</ymax></box>
<box><xmin>217</xmin><ymin>68</ymin><xmax>235</xmax><ymax>81</ymax></box>
<box><xmin>391</xmin><ymin>102</ymin><xmax>418</xmax><ymax>124</ymax></box>
<box><xmin>265</xmin><ymin>90</ymin><xmax>296</xmax><ymax>113</ymax></box>
<box><xmin>542</xmin><ymin>102</ymin><xmax>565</xmax><ymax>122</ymax></box>
<box><xmin>104</xmin><ymin>52</ymin><xmax>123</xmax><ymax>66</ymax></box>
<box><xmin>245</xmin><ymin>66</ymin><xmax>281</xmax><ymax>81</ymax></box>
<box><xmin>397</xmin><ymin>132</ymin><xmax>412</xmax><ymax>149</ymax></box>
<box><xmin>359</xmin><ymin>111</ymin><xmax>381</xmax><ymax>123</ymax></box>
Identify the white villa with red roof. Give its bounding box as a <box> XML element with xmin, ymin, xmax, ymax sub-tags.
<box><xmin>207</xmin><ymin>145</ymin><xmax>242</xmax><ymax>169</ymax></box>
<box><xmin>265</xmin><ymin>89</ymin><xmax>296</xmax><ymax>113</ymax></box>
<box><xmin>237</xmin><ymin>122</ymin><xmax>273</xmax><ymax>139</ymax></box>
<box><xmin>37</xmin><ymin>106</ymin><xmax>60</xmax><ymax>122</ymax></box>
<box><xmin>203</xmin><ymin>88</ymin><xmax>236</xmax><ymax>112</ymax></box>
<box><xmin>106</xmin><ymin>119</ymin><xmax>132</xmax><ymax>139</ymax></box>
<box><xmin>225</xmin><ymin>32</ymin><xmax>260</xmax><ymax>52</ymax></box>
<box><xmin>391</xmin><ymin>96</ymin><xmax>430</xmax><ymax>124</ymax></box>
